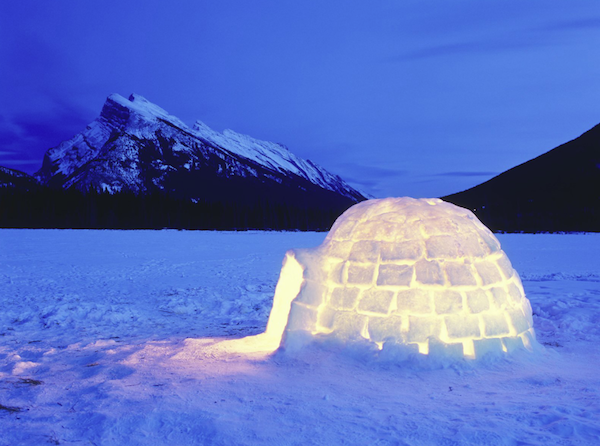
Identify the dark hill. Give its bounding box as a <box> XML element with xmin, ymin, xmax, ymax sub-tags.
<box><xmin>443</xmin><ymin>123</ymin><xmax>600</xmax><ymax>232</ymax></box>
<box><xmin>0</xmin><ymin>166</ymin><xmax>39</xmax><ymax>191</ymax></box>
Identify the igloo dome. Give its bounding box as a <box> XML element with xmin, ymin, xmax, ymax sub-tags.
<box><xmin>222</xmin><ymin>198</ymin><xmax>536</xmax><ymax>360</ymax></box>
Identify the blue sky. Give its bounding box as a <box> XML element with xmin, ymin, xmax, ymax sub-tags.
<box><xmin>1</xmin><ymin>0</ymin><xmax>599</xmax><ymax>198</ymax></box>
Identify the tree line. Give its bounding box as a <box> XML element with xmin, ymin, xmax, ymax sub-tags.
<box><xmin>0</xmin><ymin>187</ymin><xmax>352</xmax><ymax>231</ymax></box>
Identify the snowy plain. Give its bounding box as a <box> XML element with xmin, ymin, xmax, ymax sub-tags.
<box><xmin>0</xmin><ymin>229</ymin><xmax>599</xmax><ymax>445</ymax></box>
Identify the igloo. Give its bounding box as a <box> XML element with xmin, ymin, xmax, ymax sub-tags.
<box><xmin>222</xmin><ymin>197</ymin><xmax>536</xmax><ymax>360</ymax></box>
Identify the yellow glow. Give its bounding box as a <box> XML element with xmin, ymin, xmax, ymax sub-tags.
<box><xmin>519</xmin><ymin>329</ymin><xmax>535</xmax><ymax>351</ymax></box>
<box><xmin>360</xmin><ymin>320</ymin><xmax>370</xmax><ymax>340</ymax></box>
<box><xmin>462</xmin><ymin>340</ymin><xmax>475</xmax><ymax>359</ymax></box>
<box><xmin>211</xmin><ymin>197</ymin><xmax>536</xmax><ymax>361</ymax></box>
<box><xmin>216</xmin><ymin>251</ymin><xmax>303</xmax><ymax>354</ymax></box>
<box><xmin>263</xmin><ymin>253</ymin><xmax>304</xmax><ymax>340</ymax></box>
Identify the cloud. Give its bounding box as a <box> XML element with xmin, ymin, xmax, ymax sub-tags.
<box><xmin>396</xmin><ymin>13</ymin><xmax>600</xmax><ymax>63</ymax></box>
<box><xmin>393</xmin><ymin>13</ymin><xmax>600</xmax><ymax>63</ymax></box>
<box><xmin>330</xmin><ymin>163</ymin><xmax>409</xmax><ymax>198</ymax></box>
<box><xmin>1</xmin><ymin>159</ymin><xmax>41</xmax><ymax>167</ymax></box>
<box><xmin>0</xmin><ymin>97</ymin><xmax>92</xmax><ymax>174</ymax></box>
<box><xmin>539</xmin><ymin>16</ymin><xmax>600</xmax><ymax>32</ymax></box>
<box><xmin>0</xmin><ymin>23</ymin><xmax>95</xmax><ymax>174</ymax></box>
<box><xmin>434</xmin><ymin>171</ymin><xmax>498</xmax><ymax>178</ymax></box>
<box><xmin>0</xmin><ymin>124</ymin><xmax>21</xmax><ymax>146</ymax></box>
<box><xmin>396</xmin><ymin>39</ymin><xmax>536</xmax><ymax>62</ymax></box>
<box><xmin>12</xmin><ymin>107</ymin><xmax>85</xmax><ymax>148</ymax></box>
<box><xmin>335</xmin><ymin>162</ymin><xmax>407</xmax><ymax>179</ymax></box>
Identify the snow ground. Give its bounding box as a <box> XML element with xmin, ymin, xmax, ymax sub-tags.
<box><xmin>0</xmin><ymin>230</ymin><xmax>598</xmax><ymax>445</ymax></box>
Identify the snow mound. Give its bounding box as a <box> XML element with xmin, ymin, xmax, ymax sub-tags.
<box><xmin>221</xmin><ymin>197</ymin><xmax>537</xmax><ymax>362</ymax></box>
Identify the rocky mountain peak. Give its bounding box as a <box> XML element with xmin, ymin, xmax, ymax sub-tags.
<box><xmin>99</xmin><ymin>93</ymin><xmax>189</xmax><ymax>132</ymax></box>
<box><xmin>34</xmin><ymin>93</ymin><xmax>365</xmax><ymax>203</ymax></box>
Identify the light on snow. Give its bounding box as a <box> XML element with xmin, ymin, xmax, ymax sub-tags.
<box><xmin>220</xmin><ymin>197</ymin><xmax>536</xmax><ymax>360</ymax></box>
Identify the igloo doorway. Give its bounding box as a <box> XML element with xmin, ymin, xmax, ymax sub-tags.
<box><xmin>219</xmin><ymin>197</ymin><xmax>537</xmax><ymax>360</ymax></box>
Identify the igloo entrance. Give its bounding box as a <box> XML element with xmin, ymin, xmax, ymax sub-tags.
<box><xmin>220</xmin><ymin>197</ymin><xmax>537</xmax><ymax>360</ymax></box>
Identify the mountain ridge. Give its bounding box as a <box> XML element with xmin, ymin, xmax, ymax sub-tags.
<box><xmin>443</xmin><ymin>122</ymin><xmax>600</xmax><ymax>232</ymax></box>
<box><xmin>35</xmin><ymin>93</ymin><xmax>365</xmax><ymax>203</ymax></box>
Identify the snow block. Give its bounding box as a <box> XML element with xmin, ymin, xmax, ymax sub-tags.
<box><xmin>349</xmin><ymin>240</ymin><xmax>380</xmax><ymax>263</ymax></box>
<box><xmin>428</xmin><ymin>338</ymin><xmax>464</xmax><ymax>360</ymax></box>
<box><xmin>376</xmin><ymin>264</ymin><xmax>413</xmax><ymax>287</ymax></box>
<box><xmin>457</xmin><ymin>232</ymin><xmax>488</xmax><ymax>258</ymax></box>
<box><xmin>357</xmin><ymin>288</ymin><xmax>395</xmax><ymax>315</ymax></box>
<box><xmin>475</xmin><ymin>261</ymin><xmax>503</xmax><ymax>286</ymax></box>
<box><xmin>466</xmin><ymin>289</ymin><xmax>490</xmax><ymax>314</ymax></box>
<box><xmin>329</xmin><ymin>219</ymin><xmax>356</xmax><ymax>240</ymax></box>
<box><xmin>507</xmin><ymin>308</ymin><xmax>530</xmax><ymax>335</ymax></box>
<box><xmin>481</xmin><ymin>312</ymin><xmax>510</xmax><ymax>337</ymax></box>
<box><xmin>444</xmin><ymin>314</ymin><xmax>481</xmax><ymax>339</ymax></box>
<box><xmin>328</xmin><ymin>241</ymin><xmax>353</xmax><ymax>260</ymax></box>
<box><xmin>434</xmin><ymin>290</ymin><xmax>462</xmax><ymax>314</ymax></box>
<box><xmin>415</xmin><ymin>259</ymin><xmax>445</xmax><ymax>285</ymax></box>
<box><xmin>364</xmin><ymin>220</ymin><xmax>401</xmax><ymax>242</ymax></box>
<box><xmin>406</xmin><ymin>315</ymin><xmax>441</xmax><ymax>343</ymax></box>
<box><xmin>490</xmin><ymin>287</ymin><xmax>509</xmax><ymax>309</ymax></box>
<box><xmin>331</xmin><ymin>312</ymin><xmax>368</xmax><ymax>340</ymax></box>
<box><xmin>347</xmin><ymin>263</ymin><xmax>376</xmax><ymax>284</ymax></box>
<box><xmin>367</xmin><ymin>315</ymin><xmax>403</xmax><ymax>343</ymax></box>
<box><xmin>396</xmin><ymin>289</ymin><xmax>432</xmax><ymax>315</ymax></box>
<box><xmin>329</xmin><ymin>287</ymin><xmax>360</xmax><ymax>311</ymax></box>
<box><xmin>473</xmin><ymin>338</ymin><xmax>504</xmax><ymax>358</ymax></box>
<box><xmin>521</xmin><ymin>299</ymin><xmax>534</xmax><ymax>326</ymax></box>
<box><xmin>380</xmin><ymin>241</ymin><xmax>422</xmax><ymax>261</ymax></box>
<box><xmin>478</xmin><ymin>228</ymin><xmax>501</xmax><ymax>253</ymax></box>
<box><xmin>422</xmin><ymin>217</ymin><xmax>459</xmax><ymax>237</ymax></box>
<box><xmin>444</xmin><ymin>261</ymin><xmax>478</xmax><ymax>286</ymax></box>
<box><xmin>496</xmin><ymin>253</ymin><xmax>514</xmax><ymax>280</ymax></box>
<box><xmin>316</xmin><ymin>306</ymin><xmax>336</xmax><ymax>331</ymax></box>
<box><xmin>502</xmin><ymin>335</ymin><xmax>525</xmax><ymax>353</ymax></box>
<box><xmin>426</xmin><ymin>235</ymin><xmax>460</xmax><ymax>259</ymax></box>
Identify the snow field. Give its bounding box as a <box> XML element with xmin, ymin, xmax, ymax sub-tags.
<box><xmin>0</xmin><ymin>230</ymin><xmax>599</xmax><ymax>445</ymax></box>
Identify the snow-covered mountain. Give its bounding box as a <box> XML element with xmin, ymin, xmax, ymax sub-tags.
<box><xmin>35</xmin><ymin>94</ymin><xmax>364</xmax><ymax>204</ymax></box>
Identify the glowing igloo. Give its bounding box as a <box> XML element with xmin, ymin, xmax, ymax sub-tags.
<box><xmin>224</xmin><ymin>197</ymin><xmax>536</xmax><ymax>360</ymax></box>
